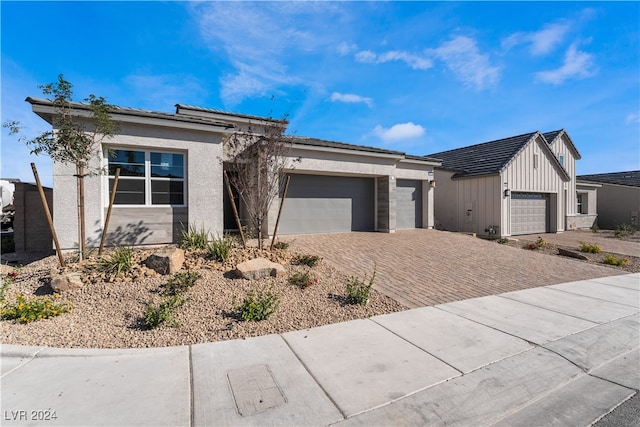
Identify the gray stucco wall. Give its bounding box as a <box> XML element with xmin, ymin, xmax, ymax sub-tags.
<box><xmin>53</xmin><ymin>122</ymin><xmax>224</xmax><ymax>250</ymax></box>
<box><xmin>594</xmin><ymin>183</ymin><xmax>640</xmax><ymax>230</ymax></box>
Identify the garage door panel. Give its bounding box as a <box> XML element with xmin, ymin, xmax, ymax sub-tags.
<box><xmin>511</xmin><ymin>193</ymin><xmax>549</xmax><ymax>235</ymax></box>
<box><xmin>279</xmin><ymin>174</ymin><xmax>375</xmax><ymax>234</ymax></box>
<box><xmin>396</xmin><ymin>180</ymin><xmax>422</xmax><ymax>229</ymax></box>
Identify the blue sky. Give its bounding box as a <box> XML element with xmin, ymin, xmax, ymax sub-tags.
<box><xmin>2</xmin><ymin>1</ymin><xmax>639</xmax><ymax>187</ymax></box>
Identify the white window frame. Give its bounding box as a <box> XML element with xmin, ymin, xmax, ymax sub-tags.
<box><xmin>105</xmin><ymin>147</ymin><xmax>187</xmax><ymax>207</ymax></box>
<box><xmin>577</xmin><ymin>193</ymin><xmax>586</xmax><ymax>214</ymax></box>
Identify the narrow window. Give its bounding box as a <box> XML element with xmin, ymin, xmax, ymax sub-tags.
<box><xmin>534</xmin><ymin>154</ymin><xmax>538</xmax><ymax>169</ymax></box>
<box><xmin>558</xmin><ymin>154</ymin><xmax>564</xmax><ymax>166</ymax></box>
<box><xmin>577</xmin><ymin>194</ymin><xmax>585</xmax><ymax>214</ymax></box>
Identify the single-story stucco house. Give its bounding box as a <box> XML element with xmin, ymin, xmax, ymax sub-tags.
<box><xmin>577</xmin><ymin>170</ymin><xmax>640</xmax><ymax>230</ymax></box>
<box><xmin>27</xmin><ymin>98</ymin><xmax>440</xmax><ymax>250</ymax></box>
<box><xmin>425</xmin><ymin>129</ymin><xmax>589</xmax><ymax>238</ymax></box>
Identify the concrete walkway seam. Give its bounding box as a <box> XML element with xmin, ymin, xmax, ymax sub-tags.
<box><xmin>368</xmin><ymin>317</ymin><xmax>465</xmax><ymax>376</ymax></box>
<box><xmin>495</xmin><ymin>292</ymin><xmax>636</xmax><ymax>325</ymax></box>
<box><xmin>549</xmin><ymin>286</ymin><xmax>640</xmax><ymax>309</ymax></box>
<box><xmin>279</xmin><ymin>334</ymin><xmax>348</xmax><ymax>420</ymax></box>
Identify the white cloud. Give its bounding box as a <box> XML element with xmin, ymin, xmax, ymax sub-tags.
<box><xmin>430</xmin><ymin>36</ymin><xmax>500</xmax><ymax>90</ymax></box>
<box><xmin>625</xmin><ymin>113</ymin><xmax>640</xmax><ymax>125</ymax></box>
<box><xmin>337</xmin><ymin>42</ymin><xmax>357</xmax><ymax>56</ymax></box>
<box><xmin>374</xmin><ymin>122</ymin><xmax>425</xmax><ymax>141</ymax></box>
<box><xmin>355</xmin><ymin>49</ymin><xmax>432</xmax><ymax>70</ymax></box>
<box><xmin>191</xmin><ymin>2</ymin><xmax>345</xmax><ymax>106</ymax></box>
<box><xmin>378</xmin><ymin>51</ymin><xmax>433</xmax><ymax>70</ymax></box>
<box><xmin>355</xmin><ymin>50</ymin><xmax>377</xmax><ymax>63</ymax></box>
<box><xmin>330</xmin><ymin>92</ymin><xmax>373</xmax><ymax>108</ymax></box>
<box><xmin>502</xmin><ymin>22</ymin><xmax>570</xmax><ymax>55</ymax></box>
<box><xmin>535</xmin><ymin>43</ymin><xmax>595</xmax><ymax>85</ymax></box>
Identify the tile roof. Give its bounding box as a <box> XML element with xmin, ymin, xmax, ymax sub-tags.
<box><xmin>175</xmin><ymin>104</ymin><xmax>285</xmax><ymax>123</ymax></box>
<box><xmin>425</xmin><ymin>131</ymin><xmax>539</xmax><ymax>178</ymax></box>
<box><xmin>543</xmin><ymin>129</ymin><xmax>581</xmax><ymax>159</ymax></box>
<box><xmin>290</xmin><ymin>136</ymin><xmax>404</xmax><ymax>156</ymax></box>
<box><xmin>577</xmin><ymin>171</ymin><xmax>640</xmax><ymax>187</ymax></box>
<box><xmin>27</xmin><ymin>97</ymin><xmax>236</xmax><ymax>129</ymax></box>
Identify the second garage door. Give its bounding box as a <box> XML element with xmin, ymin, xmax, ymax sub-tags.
<box><xmin>396</xmin><ymin>180</ymin><xmax>423</xmax><ymax>229</ymax></box>
<box><xmin>511</xmin><ymin>192</ymin><xmax>549</xmax><ymax>235</ymax></box>
<box><xmin>278</xmin><ymin>174</ymin><xmax>375</xmax><ymax>234</ymax></box>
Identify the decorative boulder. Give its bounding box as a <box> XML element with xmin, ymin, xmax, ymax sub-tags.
<box><xmin>557</xmin><ymin>248</ymin><xmax>589</xmax><ymax>260</ymax></box>
<box><xmin>145</xmin><ymin>248</ymin><xmax>185</xmax><ymax>275</ymax></box>
<box><xmin>236</xmin><ymin>258</ymin><xmax>286</xmax><ymax>280</ymax></box>
<box><xmin>50</xmin><ymin>272</ymin><xmax>84</xmax><ymax>292</ymax></box>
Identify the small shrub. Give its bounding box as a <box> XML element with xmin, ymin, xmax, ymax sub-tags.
<box><xmin>496</xmin><ymin>238</ymin><xmax>508</xmax><ymax>244</ymax></box>
<box><xmin>180</xmin><ymin>224</ymin><xmax>210</xmax><ymax>249</ymax></box>
<box><xmin>161</xmin><ymin>271</ymin><xmax>201</xmax><ymax>296</ymax></box>
<box><xmin>524</xmin><ymin>237</ymin><xmax>548</xmax><ymax>250</ymax></box>
<box><xmin>98</xmin><ymin>247</ymin><xmax>133</xmax><ymax>276</ymax></box>
<box><xmin>2</xmin><ymin>270</ymin><xmax>18</xmax><ymax>285</ymax></box>
<box><xmin>273</xmin><ymin>241</ymin><xmax>290</xmax><ymax>250</ymax></box>
<box><xmin>234</xmin><ymin>288</ymin><xmax>280</xmax><ymax>321</ymax></box>
<box><xmin>144</xmin><ymin>295</ymin><xmax>184</xmax><ymax>329</ymax></box>
<box><xmin>579</xmin><ymin>242</ymin><xmax>602</xmax><ymax>254</ymax></box>
<box><xmin>1</xmin><ymin>293</ymin><xmax>72</xmax><ymax>323</ymax></box>
<box><xmin>0</xmin><ymin>284</ymin><xmax>9</xmax><ymax>302</ymax></box>
<box><xmin>346</xmin><ymin>267</ymin><xmax>376</xmax><ymax>305</ymax></box>
<box><xmin>289</xmin><ymin>271</ymin><xmax>317</xmax><ymax>289</ymax></box>
<box><xmin>603</xmin><ymin>255</ymin><xmax>628</xmax><ymax>267</ymax></box>
<box><xmin>294</xmin><ymin>254</ymin><xmax>321</xmax><ymax>267</ymax></box>
<box><xmin>614</xmin><ymin>223</ymin><xmax>636</xmax><ymax>238</ymax></box>
<box><xmin>590</xmin><ymin>224</ymin><xmax>600</xmax><ymax>233</ymax></box>
<box><xmin>207</xmin><ymin>236</ymin><xmax>233</xmax><ymax>262</ymax></box>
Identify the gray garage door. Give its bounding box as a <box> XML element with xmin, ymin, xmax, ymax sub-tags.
<box><xmin>511</xmin><ymin>192</ymin><xmax>549</xmax><ymax>235</ymax></box>
<box><xmin>278</xmin><ymin>174</ymin><xmax>375</xmax><ymax>234</ymax></box>
<box><xmin>396</xmin><ymin>180</ymin><xmax>422</xmax><ymax>229</ymax></box>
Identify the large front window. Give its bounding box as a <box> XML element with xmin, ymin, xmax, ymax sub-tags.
<box><xmin>108</xmin><ymin>149</ymin><xmax>185</xmax><ymax>206</ymax></box>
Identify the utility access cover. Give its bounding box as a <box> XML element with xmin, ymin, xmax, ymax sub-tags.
<box><xmin>227</xmin><ymin>364</ymin><xmax>286</xmax><ymax>416</ymax></box>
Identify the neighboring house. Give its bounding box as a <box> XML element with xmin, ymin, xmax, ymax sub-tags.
<box><xmin>425</xmin><ymin>129</ymin><xmax>586</xmax><ymax>238</ymax></box>
<box><xmin>577</xmin><ymin>171</ymin><xmax>640</xmax><ymax>230</ymax></box>
<box><xmin>28</xmin><ymin>98</ymin><xmax>440</xmax><ymax>250</ymax></box>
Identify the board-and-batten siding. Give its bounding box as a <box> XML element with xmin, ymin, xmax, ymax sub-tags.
<box><xmin>549</xmin><ymin>135</ymin><xmax>577</xmax><ymax>216</ymax></box>
<box><xmin>449</xmin><ymin>175</ymin><xmax>501</xmax><ymax>234</ymax></box>
<box><xmin>101</xmin><ymin>207</ymin><xmax>188</xmax><ymax>246</ymax></box>
<box><xmin>503</xmin><ymin>137</ymin><xmax>561</xmax><ymax>194</ymax></box>
<box><xmin>502</xmin><ymin>135</ymin><xmax>569</xmax><ymax>234</ymax></box>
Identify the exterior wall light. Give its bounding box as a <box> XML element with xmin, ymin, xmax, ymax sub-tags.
<box><xmin>430</xmin><ymin>180</ymin><xmax>436</xmax><ymax>188</ymax></box>
<box><xmin>504</xmin><ymin>189</ymin><xmax>511</xmax><ymax>197</ymax></box>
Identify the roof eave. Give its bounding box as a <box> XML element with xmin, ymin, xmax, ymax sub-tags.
<box><xmin>27</xmin><ymin>97</ymin><xmax>237</xmax><ymax>132</ymax></box>
<box><xmin>291</xmin><ymin>142</ymin><xmax>404</xmax><ymax>160</ymax></box>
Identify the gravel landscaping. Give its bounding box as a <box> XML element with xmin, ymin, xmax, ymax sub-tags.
<box><xmin>503</xmin><ymin>232</ymin><xmax>640</xmax><ymax>273</ymax></box>
<box><xmin>0</xmin><ymin>245</ymin><xmax>404</xmax><ymax>349</ymax></box>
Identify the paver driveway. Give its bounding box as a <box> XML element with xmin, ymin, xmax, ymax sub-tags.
<box><xmin>289</xmin><ymin>229</ymin><xmax>629</xmax><ymax>308</ymax></box>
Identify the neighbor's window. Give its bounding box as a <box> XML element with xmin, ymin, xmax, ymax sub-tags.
<box><xmin>108</xmin><ymin>149</ymin><xmax>185</xmax><ymax>206</ymax></box>
<box><xmin>577</xmin><ymin>194</ymin><xmax>586</xmax><ymax>214</ymax></box>
<box><xmin>558</xmin><ymin>154</ymin><xmax>564</xmax><ymax>166</ymax></box>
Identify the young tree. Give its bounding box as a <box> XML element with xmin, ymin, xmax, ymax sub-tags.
<box><xmin>224</xmin><ymin>115</ymin><xmax>296</xmax><ymax>249</ymax></box>
<box><xmin>4</xmin><ymin>75</ymin><xmax>117</xmax><ymax>260</ymax></box>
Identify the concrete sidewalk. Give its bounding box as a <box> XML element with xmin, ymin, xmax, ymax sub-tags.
<box><xmin>2</xmin><ymin>274</ymin><xmax>639</xmax><ymax>426</ymax></box>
